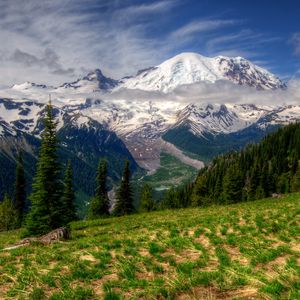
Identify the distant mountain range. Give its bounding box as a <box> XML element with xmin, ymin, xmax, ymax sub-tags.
<box><xmin>0</xmin><ymin>52</ymin><xmax>299</xmax><ymax>200</ymax></box>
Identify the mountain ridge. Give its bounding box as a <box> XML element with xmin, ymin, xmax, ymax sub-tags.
<box><xmin>0</xmin><ymin>52</ymin><xmax>298</xmax><ymax>175</ymax></box>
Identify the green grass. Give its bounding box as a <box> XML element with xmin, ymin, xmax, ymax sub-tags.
<box><xmin>0</xmin><ymin>193</ymin><xmax>299</xmax><ymax>299</ymax></box>
<box><xmin>141</xmin><ymin>152</ymin><xmax>198</xmax><ymax>190</ymax></box>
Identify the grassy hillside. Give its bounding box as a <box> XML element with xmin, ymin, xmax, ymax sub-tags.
<box><xmin>0</xmin><ymin>194</ymin><xmax>299</xmax><ymax>299</ymax></box>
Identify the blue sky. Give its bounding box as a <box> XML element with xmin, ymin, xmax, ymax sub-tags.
<box><xmin>0</xmin><ymin>0</ymin><xmax>299</xmax><ymax>86</ymax></box>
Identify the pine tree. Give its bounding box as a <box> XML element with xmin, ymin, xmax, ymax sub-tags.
<box><xmin>26</xmin><ymin>101</ymin><xmax>63</xmax><ymax>236</ymax></box>
<box><xmin>62</xmin><ymin>161</ymin><xmax>77</xmax><ymax>224</ymax></box>
<box><xmin>113</xmin><ymin>160</ymin><xmax>134</xmax><ymax>216</ymax></box>
<box><xmin>140</xmin><ymin>184</ymin><xmax>155</xmax><ymax>212</ymax></box>
<box><xmin>14</xmin><ymin>152</ymin><xmax>26</xmax><ymax>227</ymax></box>
<box><xmin>0</xmin><ymin>194</ymin><xmax>17</xmax><ymax>231</ymax></box>
<box><xmin>277</xmin><ymin>173</ymin><xmax>290</xmax><ymax>194</ymax></box>
<box><xmin>88</xmin><ymin>159</ymin><xmax>110</xmax><ymax>218</ymax></box>
<box><xmin>221</xmin><ymin>164</ymin><xmax>243</xmax><ymax>203</ymax></box>
<box><xmin>161</xmin><ymin>186</ymin><xmax>180</xmax><ymax>209</ymax></box>
<box><xmin>248</xmin><ymin>165</ymin><xmax>260</xmax><ymax>201</ymax></box>
<box><xmin>291</xmin><ymin>165</ymin><xmax>300</xmax><ymax>192</ymax></box>
<box><xmin>191</xmin><ymin>175</ymin><xmax>210</xmax><ymax>206</ymax></box>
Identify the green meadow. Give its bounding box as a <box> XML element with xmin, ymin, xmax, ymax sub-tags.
<box><xmin>0</xmin><ymin>193</ymin><xmax>299</xmax><ymax>300</ymax></box>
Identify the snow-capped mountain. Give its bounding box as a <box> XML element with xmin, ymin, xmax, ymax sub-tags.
<box><xmin>120</xmin><ymin>53</ymin><xmax>285</xmax><ymax>92</ymax></box>
<box><xmin>0</xmin><ymin>52</ymin><xmax>298</xmax><ymax>172</ymax></box>
<box><xmin>171</xmin><ymin>103</ymin><xmax>299</xmax><ymax>137</ymax></box>
<box><xmin>11</xmin><ymin>69</ymin><xmax>118</xmax><ymax>95</ymax></box>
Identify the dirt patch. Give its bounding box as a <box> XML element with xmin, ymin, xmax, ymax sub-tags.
<box><xmin>228</xmin><ymin>287</ymin><xmax>258</xmax><ymax>299</ymax></box>
<box><xmin>227</xmin><ymin>227</ymin><xmax>234</xmax><ymax>234</ymax></box>
<box><xmin>139</xmin><ymin>248</ymin><xmax>151</xmax><ymax>258</ymax></box>
<box><xmin>80</xmin><ymin>254</ymin><xmax>97</xmax><ymax>262</ymax></box>
<box><xmin>161</xmin><ymin>247</ymin><xmax>176</xmax><ymax>257</ymax></box>
<box><xmin>176</xmin><ymin>249</ymin><xmax>201</xmax><ymax>263</ymax></box>
<box><xmin>223</xmin><ymin>245</ymin><xmax>248</xmax><ymax>265</ymax></box>
<box><xmin>136</xmin><ymin>271</ymin><xmax>155</xmax><ymax>280</ymax></box>
<box><xmin>290</xmin><ymin>242</ymin><xmax>300</xmax><ymax>252</ymax></box>
<box><xmin>194</xmin><ymin>235</ymin><xmax>210</xmax><ymax>248</ymax></box>
<box><xmin>0</xmin><ymin>282</ymin><xmax>13</xmax><ymax>299</ymax></box>
<box><xmin>270</xmin><ymin>240</ymin><xmax>286</xmax><ymax>248</ymax></box>
<box><xmin>149</xmin><ymin>231</ymin><xmax>157</xmax><ymax>240</ymax></box>
<box><xmin>188</xmin><ymin>229</ymin><xmax>195</xmax><ymax>237</ymax></box>
<box><xmin>160</xmin><ymin>247</ymin><xmax>201</xmax><ymax>264</ymax></box>
<box><xmin>92</xmin><ymin>273</ymin><xmax>119</xmax><ymax>297</ymax></box>
<box><xmin>263</xmin><ymin>255</ymin><xmax>289</xmax><ymax>277</ymax></box>
<box><xmin>176</xmin><ymin>286</ymin><xmax>258</xmax><ymax>300</ymax></box>
<box><xmin>110</xmin><ymin>250</ymin><xmax>117</xmax><ymax>259</ymax></box>
<box><xmin>158</xmin><ymin>261</ymin><xmax>174</xmax><ymax>273</ymax></box>
<box><xmin>238</xmin><ymin>218</ymin><xmax>246</xmax><ymax>226</ymax></box>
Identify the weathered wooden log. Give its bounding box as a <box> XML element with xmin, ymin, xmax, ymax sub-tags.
<box><xmin>39</xmin><ymin>227</ymin><xmax>70</xmax><ymax>245</ymax></box>
<box><xmin>2</xmin><ymin>227</ymin><xmax>70</xmax><ymax>251</ymax></box>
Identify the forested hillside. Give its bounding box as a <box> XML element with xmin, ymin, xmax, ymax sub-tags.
<box><xmin>191</xmin><ymin>122</ymin><xmax>300</xmax><ymax>205</ymax></box>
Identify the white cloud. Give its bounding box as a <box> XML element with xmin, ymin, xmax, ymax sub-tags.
<box><xmin>103</xmin><ymin>80</ymin><xmax>300</xmax><ymax>107</ymax></box>
<box><xmin>0</xmin><ymin>0</ymin><xmax>284</xmax><ymax>87</ymax></box>
<box><xmin>170</xmin><ymin>19</ymin><xmax>236</xmax><ymax>39</ymax></box>
<box><xmin>0</xmin><ymin>0</ymin><xmax>182</xmax><ymax>86</ymax></box>
<box><xmin>117</xmin><ymin>0</ymin><xmax>177</xmax><ymax>16</ymax></box>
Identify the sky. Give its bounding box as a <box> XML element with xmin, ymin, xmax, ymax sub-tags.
<box><xmin>0</xmin><ymin>0</ymin><xmax>299</xmax><ymax>87</ymax></box>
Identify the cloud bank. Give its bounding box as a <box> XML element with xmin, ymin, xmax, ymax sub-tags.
<box><xmin>104</xmin><ymin>80</ymin><xmax>300</xmax><ymax>107</ymax></box>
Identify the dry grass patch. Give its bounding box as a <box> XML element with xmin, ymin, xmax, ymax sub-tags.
<box><xmin>80</xmin><ymin>253</ymin><xmax>97</xmax><ymax>262</ymax></box>
<box><xmin>194</xmin><ymin>234</ymin><xmax>211</xmax><ymax>248</ymax></box>
<box><xmin>176</xmin><ymin>286</ymin><xmax>258</xmax><ymax>300</ymax></box>
<box><xmin>176</xmin><ymin>249</ymin><xmax>201</xmax><ymax>263</ymax></box>
<box><xmin>223</xmin><ymin>245</ymin><xmax>248</xmax><ymax>265</ymax></box>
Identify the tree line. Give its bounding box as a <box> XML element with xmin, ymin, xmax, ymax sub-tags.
<box><xmin>190</xmin><ymin>122</ymin><xmax>300</xmax><ymax>206</ymax></box>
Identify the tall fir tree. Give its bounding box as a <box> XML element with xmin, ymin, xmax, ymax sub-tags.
<box><xmin>139</xmin><ymin>184</ymin><xmax>155</xmax><ymax>212</ymax></box>
<box><xmin>221</xmin><ymin>163</ymin><xmax>243</xmax><ymax>203</ymax></box>
<box><xmin>113</xmin><ymin>160</ymin><xmax>134</xmax><ymax>216</ymax></box>
<box><xmin>88</xmin><ymin>159</ymin><xmax>110</xmax><ymax>218</ymax></box>
<box><xmin>191</xmin><ymin>175</ymin><xmax>210</xmax><ymax>206</ymax></box>
<box><xmin>161</xmin><ymin>186</ymin><xmax>180</xmax><ymax>209</ymax></box>
<box><xmin>14</xmin><ymin>151</ymin><xmax>26</xmax><ymax>227</ymax></box>
<box><xmin>62</xmin><ymin>161</ymin><xmax>77</xmax><ymax>224</ymax></box>
<box><xmin>26</xmin><ymin>101</ymin><xmax>63</xmax><ymax>236</ymax></box>
<box><xmin>291</xmin><ymin>165</ymin><xmax>300</xmax><ymax>192</ymax></box>
<box><xmin>0</xmin><ymin>194</ymin><xmax>17</xmax><ymax>231</ymax></box>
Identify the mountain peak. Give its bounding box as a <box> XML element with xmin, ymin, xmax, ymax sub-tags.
<box><xmin>83</xmin><ymin>69</ymin><xmax>105</xmax><ymax>81</ymax></box>
<box><xmin>61</xmin><ymin>68</ymin><xmax>118</xmax><ymax>92</ymax></box>
<box><xmin>121</xmin><ymin>52</ymin><xmax>285</xmax><ymax>92</ymax></box>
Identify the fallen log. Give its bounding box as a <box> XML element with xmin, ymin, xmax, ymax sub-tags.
<box><xmin>2</xmin><ymin>227</ymin><xmax>70</xmax><ymax>251</ymax></box>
